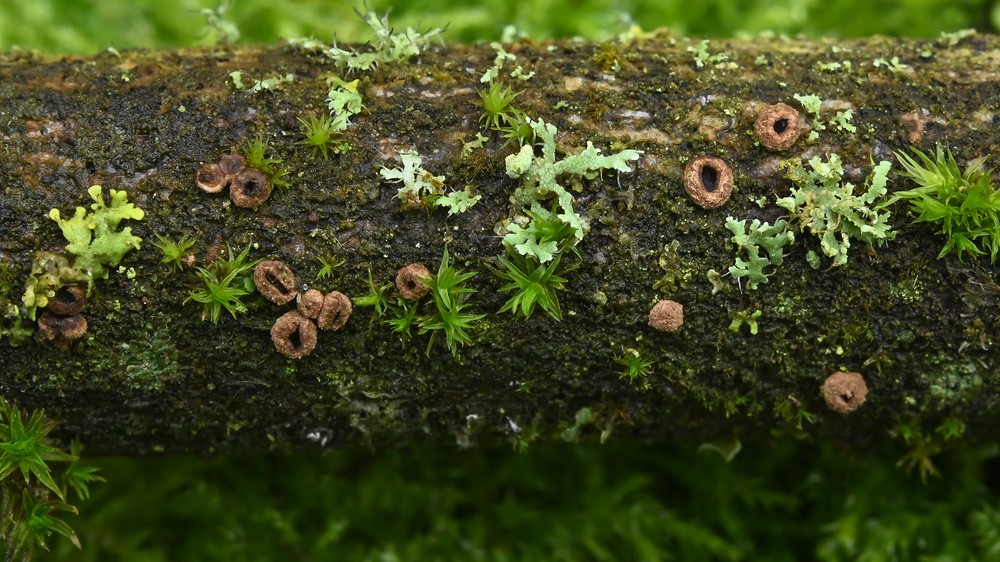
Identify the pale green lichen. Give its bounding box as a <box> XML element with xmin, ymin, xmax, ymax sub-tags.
<box><xmin>434</xmin><ymin>188</ymin><xmax>481</xmax><ymax>216</ymax></box>
<box><xmin>504</xmin><ymin>117</ymin><xmax>641</xmax><ymax>242</ymax></box>
<box><xmin>23</xmin><ymin>186</ymin><xmax>143</xmax><ymax>320</ymax></box>
<box><xmin>229</xmin><ymin>71</ymin><xmax>295</xmax><ymax>94</ymax></box>
<box><xmin>725</xmin><ymin>218</ymin><xmax>794</xmax><ymax>290</ymax></box>
<box><xmin>729</xmin><ymin>309</ymin><xmax>762</xmax><ymax>335</ymax></box>
<box><xmin>687</xmin><ymin>39</ymin><xmax>736</xmax><ymax>69</ymax></box>
<box><xmin>48</xmin><ymin>185</ymin><xmax>144</xmax><ymax>279</ymax></box>
<box><xmin>873</xmin><ymin>56</ymin><xmax>910</xmax><ymax>74</ymax></box>
<box><xmin>777</xmin><ymin>155</ymin><xmax>893</xmax><ymax>268</ymax></box>
<box><xmin>326</xmin><ymin>76</ymin><xmax>363</xmax><ymax>122</ymax></box>
<box><xmin>325</xmin><ymin>11</ymin><xmax>444</xmax><ymax>72</ymax></box>
<box><xmin>380</xmin><ymin>150</ymin><xmax>446</xmax><ymax>209</ymax></box>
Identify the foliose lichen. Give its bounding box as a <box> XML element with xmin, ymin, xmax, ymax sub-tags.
<box><xmin>777</xmin><ymin>155</ymin><xmax>893</xmax><ymax>268</ymax></box>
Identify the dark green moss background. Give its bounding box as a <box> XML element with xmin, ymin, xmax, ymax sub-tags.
<box><xmin>4</xmin><ymin>1</ymin><xmax>1000</xmax><ymax>560</ymax></box>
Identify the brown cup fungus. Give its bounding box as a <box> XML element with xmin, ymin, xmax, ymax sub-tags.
<box><xmin>196</xmin><ymin>152</ymin><xmax>270</xmax><ymax>206</ymax></box>
<box><xmin>297</xmin><ymin>289</ymin><xmax>325</xmax><ymax>320</ymax></box>
<box><xmin>218</xmin><ymin>153</ymin><xmax>247</xmax><ymax>176</ymax></box>
<box><xmin>755</xmin><ymin>103</ymin><xmax>802</xmax><ymax>151</ymax></box>
<box><xmin>396</xmin><ymin>263</ymin><xmax>431</xmax><ymax>300</ymax></box>
<box><xmin>229</xmin><ymin>168</ymin><xmax>271</xmax><ymax>208</ymax></box>
<box><xmin>648</xmin><ymin>299</ymin><xmax>683</xmax><ymax>332</ymax></box>
<box><xmin>682</xmin><ymin>156</ymin><xmax>733</xmax><ymax>209</ymax></box>
<box><xmin>195</xmin><ymin>163</ymin><xmax>228</xmax><ymax>193</ymax></box>
<box><xmin>821</xmin><ymin>371</ymin><xmax>868</xmax><ymax>413</ymax></box>
<box><xmin>254</xmin><ymin>260</ymin><xmax>299</xmax><ymax>305</ymax></box>
<box><xmin>46</xmin><ymin>285</ymin><xmax>86</xmax><ymax>316</ymax></box>
<box><xmin>38</xmin><ymin>311</ymin><xmax>88</xmax><ymax>351</ymax></box>
<box><xmin>271</xmin><ymin>310</ymin><xmax>318</xmax><ymax>359</ymax></box>
<box><xmin>317</xmin><ymin>291</ymin><xmax>352</xmax><ymax>331</ymax></box>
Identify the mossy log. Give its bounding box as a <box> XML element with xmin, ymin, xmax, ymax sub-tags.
<box><xmin>1</xmin><ymin>33</ymin><xmax>999</xmax><ymax>456</ymax></box>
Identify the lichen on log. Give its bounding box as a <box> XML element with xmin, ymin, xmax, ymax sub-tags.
<box><xmin>0</xmin><ymin>32</ymin><xmax>998</xmax><ymax>455</ymax></box>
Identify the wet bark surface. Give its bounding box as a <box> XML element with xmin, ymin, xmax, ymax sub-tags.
<box><xmin>0</xmin><ymin>33</ymin><xmax>998</xmax><ymax>454</ymax></box>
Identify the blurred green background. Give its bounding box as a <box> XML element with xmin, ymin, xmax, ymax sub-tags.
<box><xmin>1</xmin><ymin>0</ymin><xmax>1000</xmax><ymax>53</ymax></box>
<box><xmin>3</xmin><ymin>0</ymin><xmax>1000</xmax><ymax>560</ymax></box>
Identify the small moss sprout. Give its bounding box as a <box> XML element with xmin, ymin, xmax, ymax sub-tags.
<box><xmin>497</xmin><ymin>251</ymin><xmax>568</xmax><ymax>321</ymax></box>
<box><xmin>616</xmin><ymin>348</ymin><xmax>654</xmax><ymax>382</ymax></box>
<box><xmin>185</xmin><ymin>243</ymin><xmax>259</xmax><ymax>324</ymax></box>
<box><xmin>153</xmin><ymin>234</ymin><xmax>195</xmax><ymax>271</ymax></box>
<box><xmin>297</xmin><ymin>114</ymin><xmax>350</xmax><ymax>159</ymax></box>
<box><xmin>241</xmin><ymin>134</ymin><xmax>290</xmax><ymax>189</ymax></box>
<box><xmin>477</xmin><ymin>81</ymin><xmax>522</xmax><ymax>132</ymax></box>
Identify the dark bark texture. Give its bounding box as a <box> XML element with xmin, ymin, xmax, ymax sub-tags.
<box><xmin>1</xmin><ymin>33</ymin><xmax>999</xmax><ymax>455</ymax></box>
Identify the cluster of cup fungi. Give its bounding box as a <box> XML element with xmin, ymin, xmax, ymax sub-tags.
<box><xmin>254</xmin><ymin>260</ymin><xmax>352</xmax><ymax>359</ymax></box>
<box><xmin>196</xmin><ymin>153</ymin><xmax>272</xmax><ymax>208</ymax></box>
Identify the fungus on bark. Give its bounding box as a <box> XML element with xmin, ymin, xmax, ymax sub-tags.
<box><xmin>254</xmin><ymin>260</ymin><xmax>299</xmax><ymax>305</ymax></box>
<box><xmin>45</xmin><ymin>285</ymin><xmax>86</xmax><ymax>316</ymax></box>
<box><xmin>297</xmin><ymin>288</ymin><xmax>325</xmax><ymax>320</ymax></box>
<box><xmin>648</xmin><ymin>299</ymin><xmax>684</xmax><ymax>332</ymax></box>
<box><xmin>218</xmin><ymin>153</ymin><xmax>247</xmax><ymax>177</ymax></box>
<box><xmin>755</xmin><ymin>102</ymin><xmax>802</xmax><ymax>151</ymax></box>
<box><xmin>682</xmin><ymin>156</ymin><xmax>733</xmax><ymax>209</ymax></box>
<box><xmin>270</xmin><ymin>310</ymin><xmax>318</xmax><ymax>359</ymax></box>
<box><xmin>317</xmin><ymin>291</ymin><xmax>352</xmax><ymax>331</ymax></box>
<box><xmin>229</xmin><ymin>168</ymin><xmax>271</xmax><ymax>208</ymax></box>
<box><xmin>396</xmin><ymin>263</ymin><xmax>431</xmax><ymax>300</ymax></box>
<box><xmin>37</xmin><ymin>311</ymin><xmax>88</xmax><ymax>351</ymax></box>
<box><xmin>821</xmin><ymin>371</ymin><xmax>868</xmax><ymax>413</ymax></box>
<box><xmin>195</xmin><ymin>163</ymin><xmax>228</xmax><ymax>193</ymax></box>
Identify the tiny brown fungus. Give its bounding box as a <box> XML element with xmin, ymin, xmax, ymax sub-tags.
<box><xmin>229</xmin><ymin>168</ymin><xmax>271</xmax><ymax>208</ymax></box>
<box><xmin>821</xmin><ymin>371</ymin><xmax>868</xmax><ymax>413</ymax></box>
<box><xmin>682</xmin><ymin>156</ymin><xmax>733</xmax><ymax>209</ymax></box>
<box><xmin>195</xmin><ymin>163</ymin><xmax>228</xmax><ymax>193</ymax></box>
<box><xmin>270</xmin><ymin>310</ymin><xmax>318</xmax><ymax>359</ymax></box>
<box><xmin>396</xmin><ymin>263</ymin><xmax>431</xmax><ymax>300</ymax></box>
<box><xmin>297</xmin><ymin>289</ymin><xmax>325</xmax><ymax>320</ymax></box>
<box><xmin>38</xmin><ymin>311</ymin><xmax>88</xmax><ymax>351</ymax></box>
<box><xmin>754</xmin><ymin>102</ymin><xmax>802</xmax><ymax>151</ymax></box>
<box><xmin>46</xmin><ymin>285</ymin><xmax>86</xmax><ymax>316</ymax></box>
<box><xmin>317</xmin><ymin>291</ymin><xmax>352</xmax><ymax>331</ymax></box>
<box><xmin>254</xmin><ymin>260</ymin><xmax>299</xmax><ymax>305</ymax></box>
<box><xmin>648</xmin><ymin>299</ymin><xmax>684</xmax><ymax>332</ymax></box>
<box><xmin>218</xmin><ymin>153</ymin><xmax>247</xmax><ymax>177</ymax></box>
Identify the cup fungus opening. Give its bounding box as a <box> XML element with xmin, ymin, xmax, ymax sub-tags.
<box><xmin>318</xmin><ymin>291</ymin><xmax>352</xmax><ymax>331</ymax></box>
<box><xmin>754</xmin><ymin>103</ymin><xmax>802</xmax><ymax>151</ymax></box>
<box><xmin>821</xmin><ymin>371</ymin><xmax>868</xmax><ymax>413</ymax></box>
<box><xmin>38</xmin><ymin>311</ymin><xmax>88</xmax><ymax>351</ymax></box>
<box><xmin>46</xmin><ymin>285</ymin><xmax>86</xmax><ymax>316</ymax></box>
<box><xmin>230</xmin><ymin>168</ymin><xmax>271</xmax><ymax>208</ymax></box>
<box><xmin>682</xmin><ymin>156</ymin><xmax>733</xmax><ymax>209</ymax></box>
<box><xmin>196</xmin><ymin>163</ymin><xmax>228</xmax><ymax>193</ymax></box>
<box><xmin>254</xmin><ymin>260</ymin><xmax>299</xmax><ymax>305</ymax></box>
<box><xmin>396</xmin><ymin>263</ymin><xmax>432</xmax><ymax>300</ymax></box>
<box><xmin>648</xmin><ymin>299</ymin><xmax>684</xmax><ymax>332</ymax></box>
<box><xmin>271</xmin><ymin>310</ymin><xmax>318</xmax><ymax>359</ymax></box>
